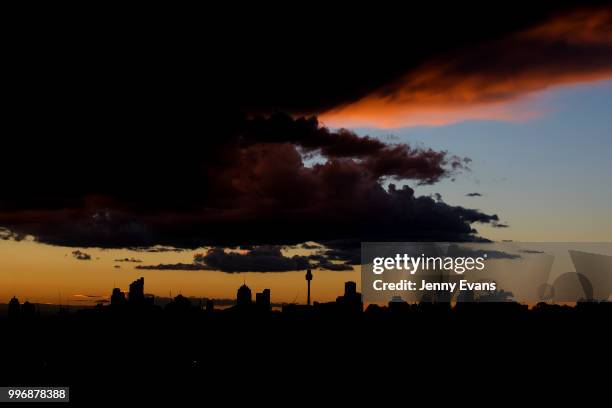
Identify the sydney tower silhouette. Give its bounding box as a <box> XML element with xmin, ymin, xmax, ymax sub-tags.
<box><xmin>306</xmin><ymin>268</ymin><xmax>313</xmax><ymax>306</ymax></box>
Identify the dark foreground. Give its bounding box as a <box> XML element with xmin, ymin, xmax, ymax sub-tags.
<box><xmin>2</xmin><ymin>301</ymin><xmax>610</xmax><ymax>405</ymax></box>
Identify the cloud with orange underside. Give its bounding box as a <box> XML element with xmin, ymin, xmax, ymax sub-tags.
<box><xmin>321</xmin><ymin>8</ymin><xmax>612</xmax><ymax>128</ymax></box>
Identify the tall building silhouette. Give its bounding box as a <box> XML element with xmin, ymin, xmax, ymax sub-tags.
<box><xmin>344</xmin><ymin>281</ymin><xmax>357</xmax><ymax>296</ymax></box>
<box><xmin>8</xmin><ymin>296</ymin><xmax>20</xmax><ymax>319</ymax></box>
<box><xmin>129</xmin><ymin>277</ymin><xmax>145</xmax><ymax>304</ymax></box>
<box><xmin>125</xmin><ymin>277</ymin><xmax>154</xmax><ymax>307</ymax></box>
<box><xmin>336</xmin><ymin>281</ymin><xmax>362</xmax><ymax>312</ymax></box>
<box><xmin>111</xmin><ymin>288</ymin><xmax>126</xmax><ymax>306</ymax></box>
<box><xmin>305</xmin><ymin>269</ymin><xmax>313</xmax><ymax>305</ymax></box>
<box><xmin>236</xmin><ymin>284</ymin><xmax>252</xmax><ymax>307</ymax></box>
<box><xmin>256</xmin><ymin>289</ymin><xmax>271</xmax><ymax>311</ymax></box>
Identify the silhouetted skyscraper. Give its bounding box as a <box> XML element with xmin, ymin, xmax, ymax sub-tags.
<box><xmin>206</xmin><ymin>299</ymin><xmax>215</xmax><ymax>313</ymax></box>
<box><xmin>129</xmin><ymin>277</ymin><xmax>145</xmax><ymax>304</ymax></box>
<box><xmin>110</xmin><ymin>288</ymin><xmax>126</xmax><ymax>306</ymax></box>
<box><xmin>8</xmin><ymin>296</ymin><xmax>20</xmax><ymax>319</ymax></box>
<box><xmin>256</xmin><ymin>289</ymin><xmax>271</xmax><ymax>311</ymax></box>
<box><xmin>344</xmin><ymin>281</ymin><xmax>357</xmax><ymax>297</ymax></box>
<box><xmin>236</xmin><ymin>284</ymin><xmax>252</xmax><ymax>307</ymax></box>
<box><xmin>336</xmin><ymin>281</ymin><xmax>362</xmax><ymax>313</ymax></box>
<box><xmin>305</xmin><ymin>269</ymin><xmax>313</xmax><ymax>306</ymax></box>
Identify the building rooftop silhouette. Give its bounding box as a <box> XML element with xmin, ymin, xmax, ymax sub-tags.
<box><xmin>8</xmin><ymin>296</ymin><xmax>20</xmax><ymax>319</ymax></box>
<box><xmin>111</xmin><ymin>288</ymin><xmax>126</xmax><ymax>307</ymax></box>
<box><xmin>336</xmin><ymin>280</ymin><xmax>362</xmax><ymax>313</ymax></box>
<box><xmin>256</xmin><ymin>289</ymin><xmax>271</xmax><ymax>311</ymax></box>
<box><xmin>129</xmin><ymin>277</ymin><xmax>145</xmax><ymax>303</ymax></box>
<box><xmin>236</xmin><ymin>284</ymin><xmax>252</xmax><ymax>307</ymax></box>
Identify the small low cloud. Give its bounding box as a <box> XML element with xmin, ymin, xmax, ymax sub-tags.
<box><xmin>317</xmin><ymin>261</ymin><xmax>354</xmax><ymax>271</ymax></box>
<box><xmin>301</xmin><ymin>243</ymin><xmax>322</xmax><ymax>250</ymax></box>
<box><xmin>520</xmin><ymin>249</ymin><xmax>545</xmax><ymax>254</ymax></box>
<box><xmin>323</xmin><ymin>248</ymin><xmax>360</xmax><ymax>265</ymax></box>
<box><xmin>114</xmin><ymin>257</ymin><xmax>143</xmax><ymax>263</ymax></box>
<box><xmin>447</xmin><ymin>245</ymin><xmax>521</xmax><ymax>260</ymax></box>
<box><xmin>0</xmin><ymin>227</ymin><xmax>26</xmax><ymax>241</ymax></box>
<box><xmin>136</xmin><ymin>263</ymin><xmax>211</xmax><ymax>271</ymax></box>
<box><xmin>128</xmin><ymin>246</ymin><xmax>187</xmax><ymax>253</ymax></box>
<box><xmin>72</xmin><ymin>250</ymin><xmax>92</xmax><ymax>261</ymax></box>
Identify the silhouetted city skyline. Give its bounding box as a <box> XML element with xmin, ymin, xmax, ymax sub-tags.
<box><xmin>5</xmin><ymin>273</ymin><xmax>611</xmax><ymax>322</ymax></box>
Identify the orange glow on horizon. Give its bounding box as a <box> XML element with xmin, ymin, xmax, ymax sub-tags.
<box><xmin>0</xmin><ymin>240</ymin><xmax>358</xmax><ymax>306</ymax></box>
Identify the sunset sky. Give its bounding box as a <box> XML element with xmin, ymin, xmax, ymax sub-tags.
<box><xmin>1</xmin><ymin>4</ymin><xmax>611</xmax><ymax>306</ymax></box>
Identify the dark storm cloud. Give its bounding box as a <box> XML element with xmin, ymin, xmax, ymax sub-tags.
<box><xmin>317</xmin><ymin>261</ymin><xmax>354</xmax><ymax>271</ymax></box>
<box><xmin>209</xmin><ymin>2</ymin><xmax>610</xmax><ymax>114</ymax></box>
<box><xmin>193</xmin><ymin>247</ymin><xmax>310</xmax><ymax>273</ymax></box>
<box><xmin>6</xmin><ymin>3</ymin><xmax>609</xmax><ymax>119</ymax></box>
<box><xmin>243</xmin><ymin>115</ymin><xmax>387</xmax><ymax>157</ymax></box>
<box><xmin>451</xmin><ymin>207</ymin><xmax>500</xmax><ymax>224</ymax></box>
<box><xmin>137</xmin><ymin>245</ymin><xmax>357</xmax><ymax>273</ymax></box>
<box><xmin>307</xmin><ymin>250</ymin><xmax>356</xmax><ymax>271</ymax></box>
<box><xmin>71</xmin><ymin>250</ymin><xmax>92</xmax><ymax>261</ymax></box>
<box><xmin>136</xmin><ymin>247</ymin><xmax>310</xmax><ymax>273</ymax></box>
<box><xmin>0</xmin><ymin>112</ymin><xmax>499</xmax><ymax>248</ymax></box>
<box><xmin>322</xmin><ymin>249</ymin><xmax>361</xmax><ymax>266</ymax></box>
<box><xmin>5</xmin><ymin>3</ymin><xmax>593</xmax><ymax>249</ymax></box>
<box><xmin>241</xmin><ymin>114</ymin><xmax>465</xmax><ymax>182</ymax></box>
<box><xmin>307</xmin><ymin>254</ymin><xmax>326</xmax><ymax>263</ymax></box>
